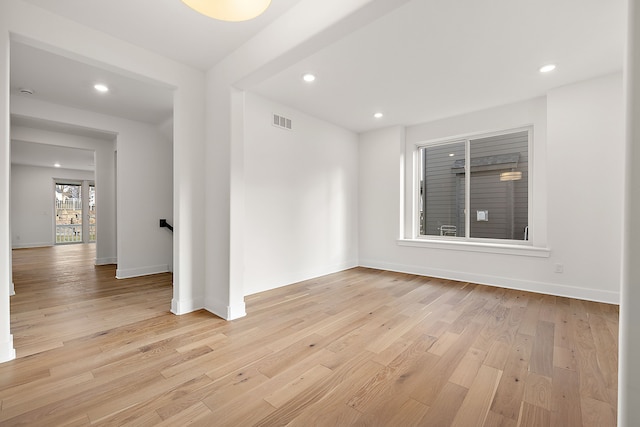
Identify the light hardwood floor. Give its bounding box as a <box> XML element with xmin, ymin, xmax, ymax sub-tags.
<box><xmin>2</xmin><ymin>244</ymin><xmax>618</xmax><ymax>426</ymax></box>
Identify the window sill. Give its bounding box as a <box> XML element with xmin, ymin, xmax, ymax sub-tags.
<box><xmin>397</xmin><ymin>238</ymin><xmax>550</xmax><ymax>258</ymax></box>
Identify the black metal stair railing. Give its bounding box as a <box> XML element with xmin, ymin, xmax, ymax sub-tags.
<box><xmin>159</xmin><ymin>219</ymin><xmax>173</xmax><ymax>232</ymax></box>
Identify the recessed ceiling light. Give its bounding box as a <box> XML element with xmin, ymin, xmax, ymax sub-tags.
<box><xmin>54</xmin><ymin>163</ymin><xmax>61</xmax><ymax>168</ymax></box>
<box><xmin>302</xmin><ymin>73</ymin><xmax>316</xmax><ymax>83</ymax></box>
<box><xmin>449</xmin><ymin>153</ymin><xmax>455</xmax><ymax>157</ymax></box>
<box><xmin>94</xmin><ymin>83</ymin><xmax>109</xmax><ymax>93</ymax></box>
<box><xmin>373</xmin><ymin>112</ymin><xmax>383</xmax><ymax>119</ymax></box>
<box><xmin>539</xmin><ymin>64</ymin><xmax>556</xmax><ymax>73</ymax></box>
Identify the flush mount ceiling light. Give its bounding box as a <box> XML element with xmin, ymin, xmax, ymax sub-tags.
<box><xmin>181</xmin><ymin>0</ymin><xmax>271</xmax><ymax>22</ymax></box>
<box><xmin>373</xmin><ymin>112</ymin><xmax>384</xmax><ymax>119</ymax></box>
<box><xmin>94</xmin><ymin>83</ymin><xmax>109</xmax><ymax>93</ymax></box>
<box><xmin>302</xmin><ymin>73</ymin><xmax>316</xmax><ymax>83</ymax></box>
<box><xmin>54</xmin><ymin>163</ymin><xmax>61</xmax><ymax>168</ymax></box>
<box><xmin>539</xmin><ymin>64</ymin><xmax>556</xmax><ymax>73</ymax></box>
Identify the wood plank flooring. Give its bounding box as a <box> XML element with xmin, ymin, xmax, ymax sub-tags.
<box><xmin>2</xmin><ymin>244</ymin><xmax>618</xmax><ymax>426</ymax></box>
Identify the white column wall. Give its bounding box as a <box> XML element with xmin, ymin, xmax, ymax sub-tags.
<box><xmin>620</xmin><ymin>0</ymin><xmax>640</xmax><ymax>424</ymax></box>
<box><xmin>172</xmin><ymin>81</ymin><xmax>206</xmax><ymax>314</ymax></box>
<box><xmin>0</xmin><ymin>13</ymin><xmax>15</xmax><ymax>363</ymax></box>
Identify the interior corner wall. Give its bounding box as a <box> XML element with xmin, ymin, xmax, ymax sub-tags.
<box><xmin>11</xmin><ymin>164</ymin><xmax>94</xmax><ymax>248</ymax></box>
<box><xmin>242</xmin><ymin>92</ymin><xmax>359</xmax><ymax>296</ymax></box>
<box><xmin>358</xmin><ymin>125</ymin><xmax>405</xmax><ymax>262</ymax></box>
<box><xmin>546</xmin><ymin>72</ymin><xmax>624</xmax><ymax>302</ymax></box>
<box><xmin>359</xmin><ymin>72</ymin><xmax>624</xmax><ymax>304</ymax></box>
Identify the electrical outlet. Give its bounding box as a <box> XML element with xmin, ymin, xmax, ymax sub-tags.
<box><xmin>554</xmin><ymin>263</ymin><xmax>564</xmax><ymax>273</ymax></box>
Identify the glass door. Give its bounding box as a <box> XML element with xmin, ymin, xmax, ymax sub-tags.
<box><xmin>55</xmin><ymin>183</ymin><xmax>83</xmax><ymax>244</ymax></box>
<box><xmin>89</xmin><ymin>184</ymin><xmax>96</xmax><ymax>242</ymax></box>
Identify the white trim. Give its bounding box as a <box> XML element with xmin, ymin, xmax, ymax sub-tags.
<box><xmin>243</xmin><ymin>260</ymin><xmax>358</xmax><ymax>296</ymax></box>
<box><xmin>171</xmin><ymin>297</ymin><xmax>204</xmax><ymax>315</ymax></box>
<box><xmin>12</xmin><ymin>242</ymin><xmax>53</xmax><ymax>249</ymax></box>
<box><xmin>228</xmin><ymin>301</ymin><xmax>247</xmax><ymax>320</ymax></box>
<box><xmin>115</xmin><ymin>264</ymin><xmax>169</xmax><ymax>279</ymax></box>
<box><xmin>359</xmin><ymin>259</ymin><xmax>619</xmax><ymax>304</ymax></box>
<box><xmin>95</xmin><ymin>257</ymin><xmax>117</xmax><ymax>265</ymax></box>
<box><xmin>397</xmin><ymin>238</ymin><xmax>550</xmax><ymax>258</ymax></box>
<box><xmin>9</xmin><ymin>282</ymin><xmax>14</xmax><ymax>296</ymax></box>
<box><xmin>414</xmin><ymin>125</ymin><xmax>535</xmax><ymax>149</ymax></box>
<box><xmin>0</xmin><ymin>336</ymin><xmax>16</xmax><ymax>363</ymax></box>
<box><xmin>205</xmin><ymin>298</ymin><xmax>247</xmax><ymax>321</ymax></box>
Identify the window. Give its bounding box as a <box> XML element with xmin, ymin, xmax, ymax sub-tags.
<box><xmin>417</xmin><ymin>128</ymin><xmax>530</xmax><ymax>242</ymax></box>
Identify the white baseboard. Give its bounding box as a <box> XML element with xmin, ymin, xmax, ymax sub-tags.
<box><xmin>359</xmin><ymin>259</ymin><xmax>620</xmax><ymax>305</ymax></box>
<box><xmin>244</xmin><ymin>260</ymin><xmax>358</xmax><ymax>296</ymax></box>
<box><xmin>0</xmin><ymin>335</ymin><xmax>16</xmax><ymax>363</ymax></box>
<box><xmin>95</xmin><ymin>257</ymin><xmax>117</xmax><ymax>266</ymax></box>
<box><xmin>116</xmin><ymin>264</ymin><xmax>169</xmax><ymax>279</ymax></box>
<box><xmin>205</xmin><ymin>298</ymin><xmax>246</xmax><ymax>320</ymax></box>
<box><xmin>171</xmin><ymin>297</ymin><xmax>204</xmax><ymax>315</ymax></box>
<box><xmin>12</xmin><ymin>242</ymin><xmax>52</xmax><ymax>249</ymax></box>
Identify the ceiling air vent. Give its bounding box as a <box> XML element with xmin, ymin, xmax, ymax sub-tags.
<box><xmin>272</xmin><ymin>113</ymin><xmax>292</xmax><ymax>130</ymax></box>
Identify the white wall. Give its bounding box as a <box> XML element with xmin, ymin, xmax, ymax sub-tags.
<box><xmin>359</xmin><ymin>73</ymin><xmax>623</xmax><ymax>304</ymax></box>
<box><xmin>11</xmin><ymin>164</ymin><xmax>94</xmax><ymax>248</ymax></box>
<box><xmin>112</xmin><ymin>112</ymin><xmax>173</xmax><ymax>278</ymax></box>
<box><xmin>359</xmin><ymin>125</ymin><xmax>405</xmax><ymax>261</ymax></box>
<box><xmin>243</xmin><ymin>92</ymin><xmax>359</xmax><ymax>296</ymax></box>
<box><xmin>546</xmin><ymin>73</ymin><xmax>624</xmax><ymax>302</ymax></box>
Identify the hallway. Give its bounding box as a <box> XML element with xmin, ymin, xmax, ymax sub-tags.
<box><xmin>10</xmin><ymin>244</ymin><xmax>174</xmax><ymax>357</ymax></box>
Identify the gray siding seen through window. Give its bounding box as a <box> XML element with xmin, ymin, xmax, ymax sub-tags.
<box><xmin>420</xmin><ymin>130</ymin><xmax>529</xmax><ymax>241</ymax></box>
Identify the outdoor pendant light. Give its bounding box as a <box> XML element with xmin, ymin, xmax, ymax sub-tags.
<box><xmin>181</xmin><ymin>0</ymin><xmax>271</xmax><ymax>22</ymax></box>
<box><xmin>499</xmin><ymin>171</ymin><xmax>523</xmax><ymax>181</ymax></box>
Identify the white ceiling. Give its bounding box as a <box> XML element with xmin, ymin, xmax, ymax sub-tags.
<box><xmin>11</xmin><ymin>42</ymin><xmax>174</xmax><ymax>126</ymax></box>
<box><xmin>20</xmin><ymin>0</ymin><xmax>305</xmax><ymax>71</ymax></box>
<box><xmin>11</xmin><ymin>115</ymin><xmax>117</xmax><ymax>141</ymax></box>
<box><xmin>11</xmin><ymin>115</ymin><xmax>115</xmax><ymax>171</ymax></box>
<box><xmin>249</xmin><ymin>0</ymin><xmax>626</xmax><ymax>132</ymax></box>
<box><xmin>11</xmin><ymin>140</ymin><xmax>95</xmax><ymax>172</ymax></box>
<box><xmin>11</xmin><ymin>0</ymin><xmax>626</xmax><ymax>137</ymax></box>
